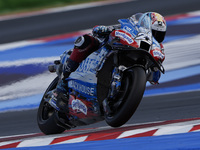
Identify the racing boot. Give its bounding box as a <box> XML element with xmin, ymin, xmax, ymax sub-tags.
<box><xmin>52</xmin><ymin>80</ymin><xmax>69</xmax><ymax>113</ymax></box>
<box><xmin>51</xmin><ymin>58</ymin><xmax>80</xmax><ymax>113</ymax></box>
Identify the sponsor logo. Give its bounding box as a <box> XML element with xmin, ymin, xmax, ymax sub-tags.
<box><xmin>153</xmin><ymin>50</ymin><xmax>165</xmax><ymax>59</ymax></box>
<box><xmin>77</xmin><ymin>57</ymin><xmax>99</xmax><ymax>73</ymax></box>
<box><xmin>124</xmin><ymin>26</ymin><xmax>132</xmax><ymax>32</ymax></box>
<box><xmin>72</xmin><ymin>99</ymin><xmax>87</xmax><ymax>115</ymax></box>
<box><xmin>69</xmin><ymin>80</ymin><xmax>95</xmax><ymax>96</ymax></box>
<box><xmin>115</xmin><ymin>31</ymin><xmax>134</xmax><ymax>44</ymax></box>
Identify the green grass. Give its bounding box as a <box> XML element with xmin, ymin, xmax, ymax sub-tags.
<box><xmin>0</xmin><ymin>0</ymin><xmax>103</xmax><ymax>15</ymax></box>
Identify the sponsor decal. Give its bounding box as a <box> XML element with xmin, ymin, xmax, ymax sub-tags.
<box><xmin>152</xmin><ymin>49</ymin><xmax>165</xmax><ymax>60</ymax></box>
<box><xmin>69</xmin><ymin>80</ymin><xmax>95</xmax><ymax>96</ymax></box>
<box><xmin>77</xmin><ymin>57</ymin><xmax>99</xmax><ymax>73</ymax></box>
<box><xmin>123</xmin><ymin>26</ymin><xmax>132</xmax><ymax>32</ymax></box>
<box><xmin>115</xmin><ymin>31</ymin><xmax>134</xmax><ymax>44</ymax></box>
<box><xmin>72</xmin><ymin>99</ymin><xmax>87</xmax><ymax>115</ymax></box>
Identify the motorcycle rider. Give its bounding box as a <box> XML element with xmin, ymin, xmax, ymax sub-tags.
<box><xmin>51</xmin><ymin>12</ymin><xmax>167</xmax><ymax>113</ymax></box>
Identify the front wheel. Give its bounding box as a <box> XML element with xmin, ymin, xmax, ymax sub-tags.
<box><xmin>105</xmin><ymin>67</ymin><xmax>146</xmax><ymax>127</ymax></box>
<box><xmin>37</xmin><ymin>77</ymin><xmax>66</xmax><ymax>135</ymax></box>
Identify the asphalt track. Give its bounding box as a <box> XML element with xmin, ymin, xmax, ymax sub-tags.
<box><xmin>0</xmin><ymin>0</ymin><xmax>200</xmax><ymax>137</ymax></box>
<box><xmin>0</xmin><ymin>0</ymin><xmax>200</xmax><ymax>44</ymax></box>
<box><xmin>0</xmin><ymin>91</ymin><xmax>200</xmax><ymax>137</ymax></box>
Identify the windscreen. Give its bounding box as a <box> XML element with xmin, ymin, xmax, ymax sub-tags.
<box><xmin>138</xmin><ymin>13</ymin><xmax>151</xmax><ymax>30</ymax></box>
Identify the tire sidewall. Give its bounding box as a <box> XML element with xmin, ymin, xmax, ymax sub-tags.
<box><xmin>37</xmin><ymin>77</ymin><xmax>65</xmax><ymax>135</ymax></box>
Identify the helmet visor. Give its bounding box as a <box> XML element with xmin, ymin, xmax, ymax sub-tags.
<box><xmin>152</xmin><ymin>29</ymin><xmax>166</xmax><ymax>43</ymax></box>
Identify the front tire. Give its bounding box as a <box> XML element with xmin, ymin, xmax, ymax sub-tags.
<box><xmin>37</xmin><ymin>77</ymin><xmax>66</xmax><ymax>135</ymax></box>
<box><xmin>105</xmin><ymin>67</ymin><xmax>146</xmax><ymax>127</ymax></box>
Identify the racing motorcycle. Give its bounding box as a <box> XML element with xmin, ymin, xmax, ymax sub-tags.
<box><xmin>37</xmin><ymin>14</ymin><xmax>165</xmax><ymax>135</ymax></box>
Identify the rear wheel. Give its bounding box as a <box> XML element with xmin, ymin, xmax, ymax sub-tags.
<box><xmin>37</xmin><ymin>77</ymin><xmax>66</xmax><ymax>135</ymax></box>
<box><xmin>105</xmin><ymin>67</ymin><xmax>146</xmax><ymax>127</ymax></box>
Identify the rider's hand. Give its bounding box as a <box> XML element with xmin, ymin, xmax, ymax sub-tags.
<box><xmin>92</xmin><ymin>25</ymin><xmax>111</xmax><ymax>37</ymax></box>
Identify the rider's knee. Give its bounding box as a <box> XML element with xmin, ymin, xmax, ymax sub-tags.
<box><xmin>74</xmin><ymin>34</ymin><xmax>93</xmax><ymax>49</ymax></box>
<box><xmin>70</xmin><ymin>34</ymin><xmax>100</xmax><ymax>63</ymax></box>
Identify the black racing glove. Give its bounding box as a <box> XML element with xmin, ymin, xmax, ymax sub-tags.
<box><xmin>92</xmin><ymin>25</ymin><xmax>112</xmax><ymax>37</ymax></box>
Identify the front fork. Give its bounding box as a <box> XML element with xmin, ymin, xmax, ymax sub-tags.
<box><xmin>103</xmin><ymin>65</ymin><xmax>127</xmax><ymax>114</ymax></box>
<box><xmin>110</xmin><ymin>65</ymin><xmax>127</xmax><ymax>98</ymax></box>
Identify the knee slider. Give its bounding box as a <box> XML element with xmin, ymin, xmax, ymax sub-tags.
<box><xmin>74</xmin><ymin>34</ymin><xmax>91</xmax><ymax>49</ymax></box>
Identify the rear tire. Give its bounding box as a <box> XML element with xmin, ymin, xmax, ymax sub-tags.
<box><xmin>37</xmin><ymin>77</ymin><xmax>66</xmax><ymax>135</ymax></box>
<box><xmin>105</xmin><ymin>67</ymin><xmax>146</xmax><ymax>127</ymax></box>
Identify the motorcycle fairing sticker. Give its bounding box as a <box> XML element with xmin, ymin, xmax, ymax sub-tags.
<box><xmin>71</xmin><ymin>98</ymin><xmax>87</xmax><ymax>115</ymax></box>
<box><xmin>75</xmin><ymin>47</ymin><xmax>109</xmax><ymax>74</ymax></box>
<box><xmin>64</xmin><ymin>47</ymin><xmax>109</xmax><ymax>84</ymax></box>
<box><xmin>118</xmin><ymin>19</ymin><xmax>139</xmax><ymax>37</ymax></box>
<box><xmin>69</xmin><ymin>95</ymin><xmax>100</xmax><ymax>117</ymax></box>
<box><xmin>68</xmin><ymin>79</ymin><xmax>97</xmax><ymax>97</ymax></box>
<box><xmin>115</xmin><ymin>30</ymin><xmax>134</xmax><ymax>44</ymax></box>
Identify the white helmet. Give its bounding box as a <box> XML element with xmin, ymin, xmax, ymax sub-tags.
<box><xmin>149</xmin><ymin>12</ymin><xmax>167</xmax><ymax>43</ymax></box>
